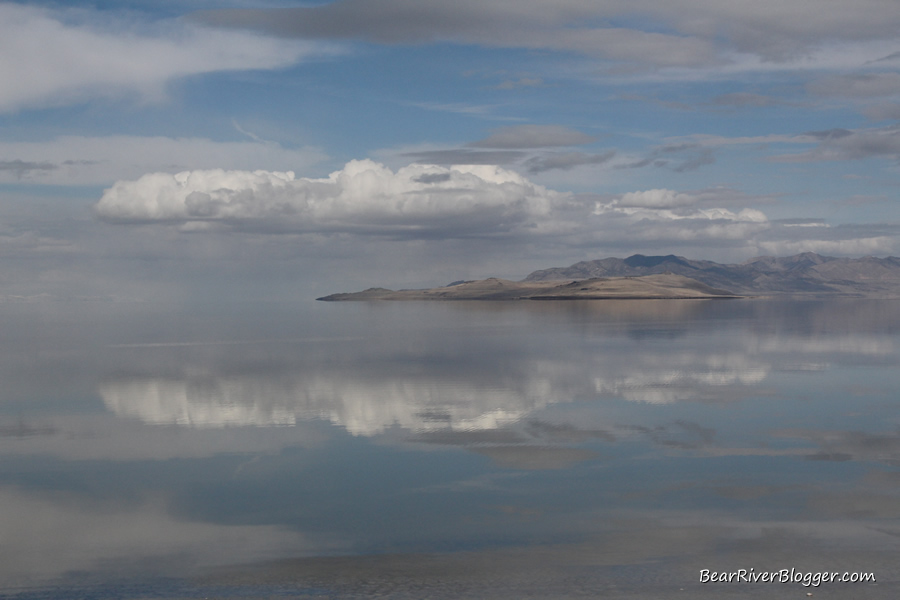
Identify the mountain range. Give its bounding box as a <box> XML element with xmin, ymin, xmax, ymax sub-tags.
<box><xmin>524</xmin><ymin>252</ymin><xmax>900</xmax><ymax>297</ymax></box>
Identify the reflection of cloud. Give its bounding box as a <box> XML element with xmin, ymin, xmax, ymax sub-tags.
<box><xmin>0</xmin><ymin>487</ymin><xmax>328</xmax><ymax>588</ymax></box>
<box><xmin>100</xmin><ymin>373</ymin><xmax>558</xmax><ymax>435</ymax></box>
<box><xmin>100</xmin><ymin>339</ymin><xmax>779</xmax><ymax>432</ymax></box>
<box><xmin>594</xmin><ymin>353</ymin><xmax>769</xmax><ymax>404</ymax></box>
<box><xmin>101</xmin><ymin>379</ymin><xmax>298</xmax><ymax>427</ymax></box>
<box><xmin>775</xmin><ymin>429</ymin><xmax>900</xmax><ymax>466</ymax></box>
<box><xmin>759</xmin><ymin>335</ymin><xmax>894</xmax><ymax>356</ymax></box>
<box><xmin>471</xmin><ymin>445</ymin><xmax>597</xmax><ymax>470</ymax></box>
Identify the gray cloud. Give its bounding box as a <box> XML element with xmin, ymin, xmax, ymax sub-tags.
<box><xmin>802</xmin><ymin>128</ymin><xmax>855</xmax><ymax>140</ymax></box>
<box><xmin>0</xmin><ymin>135</ymin><xmax>327</xmax><ymax>186</ymax></box>
<box><xmin>708</xmin><ymin>92</ymin><xmax>782</xmax><ymax>108</ymax></box>
<box><xmin>0</xmin><ymin>160</ymin><xmax>57</xmax><ymax>179</ymax></box>
<box><xmin>470</xmin><ymin>125</ymin><xmax>597</xmax><ymax>149</ymax></box>
<box><xmin>403</xmin><ymin>149</ymin><xmax>527</xmax><ymax>165</ymax></box>
<box><xmin>400</xmin><ymin>124</ymin><xmax>610</xmax><ymax>174</ymax></box>
<box><xmin>491</xmin><ymin>77</ymin><xmax>545</xmax><ymax>90</ymax></box>
<box><xmin>863</xmin><ymin>103</ymin><xmax>900</xmax><ymax>121</ymax></box>
<box><xmin>618</xmin><ymin>93</ymin><xmax>695</xmax><ymax>111</ymax></box>
<box><xmin>524</xmin><ymin>151</ymin><xmax>616</xmax><ymax>174</ymax></box>
<box><xmin>774</xmin><ymin>124</ymin><xmax>900</xmax><ymax>162</ymax></box>
<box><xmin>807</xmin><ymin>73</ymin><xmax>900</xmax><ymax>98</ymax></box>
<box><xmin>190</xmin><ymin>2</ymin><xmax>717</xmax><ymax>67</ymax></box>
<box><xmin>618</xmin><ymin>143</ymin><xmax>716</xmax><ymax>172</ymax></box>
<box><xmin>190</xmin><ymin>0</ymin><xmax>900</xmax><ymax>69</ymax></box>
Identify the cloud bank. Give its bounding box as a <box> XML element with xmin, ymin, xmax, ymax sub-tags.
<box><xmin>94</xmin><ymin>161</ymin><xmax>898</xmax><ymax>258</ymax></box>
<box><xmin>96</xmin><ymin>160</ymin><xmax>564</xmax><ymax>237</ymax></box>
<box><xmin>0</xmin><ymin>3</ymin><xmax>325</xmax><ymax>113</ymax></box>
<box><xmin>95</xmin><ymin>161</ymin><xmax>782</xmax><ymax>244</ymax></box>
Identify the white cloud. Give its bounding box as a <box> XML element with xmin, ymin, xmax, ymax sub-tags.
<box><xmin>93</xmin><ymin>160</ymin><xmax>900</xmax><ymax>262</ymax></box>
<box><xmin>95</xmin><ymin>161</ymin><xmax>774</xmax><ymax>240</ymax></box>
<box><xmin>597</xmin><ymin>191</ymin><xmax>769</xmax><ymax>224</ymax></box>
<box><xmin>0</xmin><ymin>3</ymin><xmax>327</xmax><ymax>113</ymax></box>
<box><xmin>95</xmin><ymin>160</ymin><xmax>565</xmax><ymax>237</ymax></box>
<box><xmin>757</xmin><ymin>236</ymin><xmax>897</xmax><ymax>257</ymax></box>
<box><xmin>617</xmin><ymin>188</ymin><xmax>698</xmax><ymax>208</ymax></box>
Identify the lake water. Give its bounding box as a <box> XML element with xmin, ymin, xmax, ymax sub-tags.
<box><xmin>0</xmin><ymin>298</ymin><xmax>898</xmax><ymax>598</ymax></box>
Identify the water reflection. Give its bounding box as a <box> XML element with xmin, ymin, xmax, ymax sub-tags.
<box><xmin>0</xmin><ymin>299</ymin><xmax>899</xmax><ymax>596</ymax></box>
<box><xmin>95</xmin><ymin>300</ymin><xmax>896</xmax><ymax>434</ymax></box>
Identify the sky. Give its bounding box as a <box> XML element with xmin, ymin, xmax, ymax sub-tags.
<box><xmin>2</xmin><ymin>0</ymin><xmax>900</xmax><ymax>301</ymax></box>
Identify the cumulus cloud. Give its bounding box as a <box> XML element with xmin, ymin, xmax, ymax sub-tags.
<box><xmin>95</xmin><ymin>160</ymin><xmax>565</xmax><ymax>237</ymax></box>
<box><xmin>0</xmin><ymin>3</ymin><xmax>326</xmax><ymax>113</ymax></box>
<box><xmin>96</xmin><ymin>160</ymin><xmax>899</xmax><ymax>258</ymax></box>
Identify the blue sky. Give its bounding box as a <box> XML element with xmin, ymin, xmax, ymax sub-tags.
<box><xmin>2</xmin><ymin>0</ymin><xmax>900</xmax><ymax>300</ymax></box>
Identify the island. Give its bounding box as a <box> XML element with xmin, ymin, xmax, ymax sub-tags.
<box><xmin>317</xmin><ymin>252</ymin><xmax>900</xmax><ymax>301</ymax></box>
<box><xmin>316</xmin><ymin>273</ymin><xmax>739</xmax><ymax>301</ymax></box>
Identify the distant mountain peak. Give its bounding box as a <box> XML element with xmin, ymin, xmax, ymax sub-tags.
<box><xmin>623</xmin><ymin>254</ymin><xmax>688</xmax><ymax>268</ymax></box>
<box><xmin>524</xmin><ymin>253</ymin><xmax>900</xmax><ymax>297</ymax></box>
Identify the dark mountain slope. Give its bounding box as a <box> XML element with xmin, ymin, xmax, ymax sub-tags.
<box><xmin>524</xmin><ymin>253</ymin><xmax>900</xmax><ymax>297</ymax></box>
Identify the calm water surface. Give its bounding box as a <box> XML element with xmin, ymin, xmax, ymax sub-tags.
<box><xmin>0</xmin><ymin>298</ymin><xmax>898</xmax><ymax>598</ymax></box>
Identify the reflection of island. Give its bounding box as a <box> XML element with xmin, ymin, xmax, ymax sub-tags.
<box><xmin>318</xmin><ymin>274</ymin><xmax>738</xmax><ymax>301</ymax></box>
